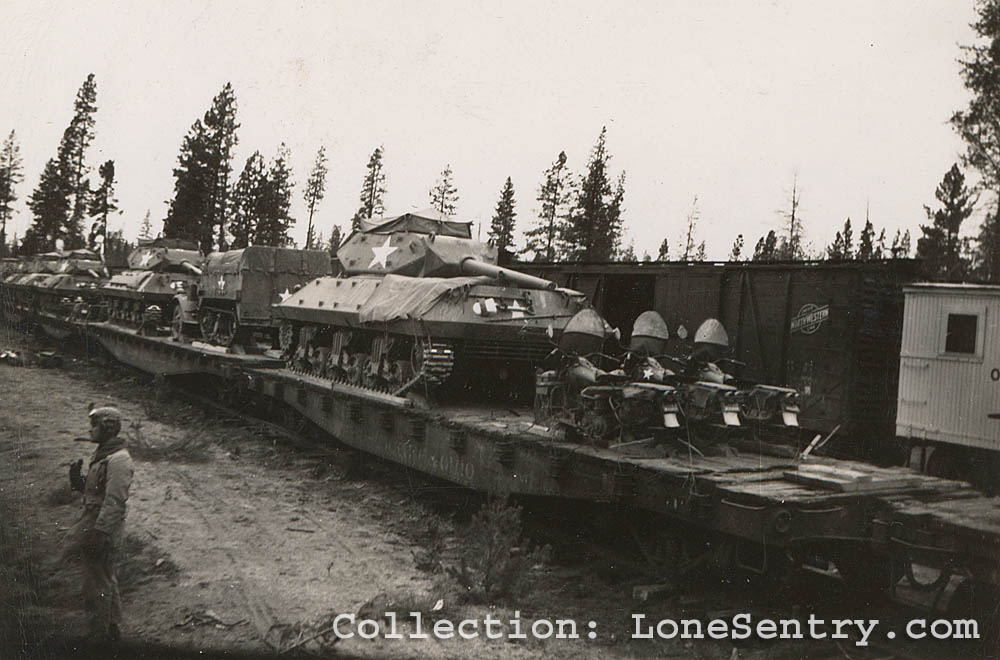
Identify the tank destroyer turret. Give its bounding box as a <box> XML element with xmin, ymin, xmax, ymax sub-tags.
<box><xmin>101</xmin><ymin>237</ymin><xmax>203</xmax><ymax>334</ymax></box>
<box><xmin>273</xmin><ymin>209</ymin><xmax>590</xmax><ymax>399</ymax></box>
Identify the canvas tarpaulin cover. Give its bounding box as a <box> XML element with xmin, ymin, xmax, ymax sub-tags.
<box><xmin>205</xmin><ymin>246</ymin><xmax>332</xmax><ymax>275</ymax></box>
<box><xmin>357</xmin><ymin>274</ymin><xmax>485</xmax><ymax>323</ymax></box>
<box><xmin>358</xmin><ymin>209</ymin><xmax>472</xmax><ymax>239</ymax></box>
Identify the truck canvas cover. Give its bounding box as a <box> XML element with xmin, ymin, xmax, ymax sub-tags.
<box><xmin>202</xmin><ymin>246</ymin><xmax>333</xmax><ymax>322</ymax></box>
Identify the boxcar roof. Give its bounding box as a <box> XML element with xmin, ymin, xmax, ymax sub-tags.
<box><xmin>904</xmin><ymin>282</ymin><xmax>1000</xmax><ymax>294</ymax></box>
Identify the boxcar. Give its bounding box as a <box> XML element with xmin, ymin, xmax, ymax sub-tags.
<box><xmin>524</xmin><ymin>259</ymin><xmax>921</xmax><ymax>460</ymax></box>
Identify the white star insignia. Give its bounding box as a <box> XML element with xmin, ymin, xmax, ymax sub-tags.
<box><xmin>279</xmin><ymin>288</ymin><xmax>293</xmax><ymax>303</ymax></box>
<box><xmin>59</xmin><ymin>261</ymin><xmax>69</xmax><ymax>272</ymax></box>
<box><xmin>217</xmin><ymin>275</ymin><xmax>226</xmax><ymax>292</ymax></box>
<box><xmin>139</xmin><ymin>251</ymin><xmax>154</xmax><ymax>266</ymax></box>
<box><xmin>368</xmin><ymin>236</ymin><xmax>398</xmax><ymax>269</ymax></box>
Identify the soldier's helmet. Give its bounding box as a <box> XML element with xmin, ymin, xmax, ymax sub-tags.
<box><xmin>89</xmin><ymin>405</ymin><xmax>123</xmax><ymax>435</ymax></box>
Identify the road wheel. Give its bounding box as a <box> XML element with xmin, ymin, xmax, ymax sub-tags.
<box><xmin>199</xmin><ymin>309</ymin><xmax>217</xmax><ymax>344</ymax></box>
<box><xmin>171</xmin><ymin>306</ymin><xmax>186</xmax><ymax>342</ymax></box>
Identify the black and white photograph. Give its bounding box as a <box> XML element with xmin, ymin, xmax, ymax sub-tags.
<box><xmin>1</xmin><ymin>1</ymin><xmax>999</xmax><ymax>658</ymax></box>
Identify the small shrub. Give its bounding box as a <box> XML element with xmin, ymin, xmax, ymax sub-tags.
<box><xmin>412</xmin><ymin>515</ymin><xmax>448</xmax><ymax>573</ymax></box>
<box><xmin>446</xmin><ymin>494</ymin><xmax>551</xmax><ymax>603</ymax></box>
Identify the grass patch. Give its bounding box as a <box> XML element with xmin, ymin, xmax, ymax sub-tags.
<box><xmin>45</xmin><ymin>482</ymin><xmax>79</xmax><ymax>507</ymax></box>
<box><xmin>124</xmin><ymin>420</ymin><xmax>214</xmax><ymax>464</ymax></box>
<box><xmin>117</xmin><ymin>532</ymin><xmax>180</xmax><ymax>594</ymax></box>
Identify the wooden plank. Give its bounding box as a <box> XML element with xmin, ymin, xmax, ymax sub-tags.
<box><xmin>783</xmin><ymin>463</ymin><xmax>923</xmax><ymax>492</ymax></box>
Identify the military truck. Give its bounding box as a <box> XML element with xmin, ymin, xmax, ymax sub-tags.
<box><xmin>172</xmin><ymin>245</ymin><xmax>332</xmax><ymax>348</ymax></box>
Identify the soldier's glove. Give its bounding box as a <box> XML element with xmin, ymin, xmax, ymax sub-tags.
<box><xmin>69</xmin><ymin>459</ymin><xmax>85</xmax><ymax>492</ymax></box>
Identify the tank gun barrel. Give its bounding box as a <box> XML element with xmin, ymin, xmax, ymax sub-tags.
<box><xmin>460</xmin><ymin>257</ymin><xmax>556</xmax><ymax>291</ymax></box>
<box><xmin>180</xmin><ymin>260</ymin><xmax>202</xmax><ymax>276</ymax></box>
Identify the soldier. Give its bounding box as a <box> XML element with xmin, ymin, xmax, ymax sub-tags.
<box><xmin>65</xmin><ymin>405</ymin><xmax>134</xmax><ymax>642</ymax></box>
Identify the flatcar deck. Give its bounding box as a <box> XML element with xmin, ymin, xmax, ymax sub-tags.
<box><xmin>6</xmin><ymin>304</ymin><xmax>1000</xmax><ymax>593</ymax></box>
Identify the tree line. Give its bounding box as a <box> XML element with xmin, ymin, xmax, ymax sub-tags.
<box><xmin>16</xmin><ymin>32</ymin><xmax>1000</xmax><ymax>278</ymax></box>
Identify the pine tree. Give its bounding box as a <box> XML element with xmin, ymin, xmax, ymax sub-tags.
<box><xmin>57</xmin><ymin>74</ymin><xmax>98</xmax><ymax>248</ymax></box>
<box><xmin>729</xmin><ymin>234</ymin><xmax>744</xmax><ymax>261</ymax></box>
<box><xmin>23</xmin><ymin>158</ymin><xmax>68</xmax><ymax>253</ymax></box>
<box><xmin>354</xmin><ymin>146</ymin><xmax>386</xmax><ymax>231</ymax></box>
<box><xmin>429</xmin><ymin>164</ymin><xmax>459</xmax><ymax>217</ymax></box>
<box><xmin>0</xmin><ymin>130</ymin><xmax>24</xmax><ymax>259</ymax></box>
<box><xmin>139</xmin><ymin>210</ymin><xmax>154</xmax><ymax>240</ymax></box>
<box><xmin>776</xmin><ymin>175</ymin><xmax>805</xmax><ymax>260</ymax></box>
<box><xmin>857</xmin><ymin>219</ymin><xmax>877</xmax><ymax>261</ymax></box>
<box><xmin>327</xmin><ymin>224</ymin><xmax>342</xmax><ymax>257</ymax></box>
<box><xmin>522</xmin><ymin>151</ymin><xmax>573</xmax><ymax>261</ymax></box>
<box><xmin>752</xmin><ymin>230</ymin><xmax>778</xmax><ymax>262</ymax></box>
<box><xmin>953</xmin><ymin>2</ymin><xmax>1000</xmax><ymax>223</ymax></box>
<box><xmin>876</xmin><ymin>229</ymin><xmax>887</xmax><ymax>259</ymax></box>
<box><xmin>619</xmin><ymin>240</ymin><xmax>637</xmax><ymax>262</ymax></box>
<box><xmin>826</xmin><ymin>218</ymin><xmax>854</xmax><ymax>260</ymax></box>
<box><xmin>254</xmin><ymin>144</ymin><xmax>294</xmax><ymax>247</ymax></box>
<box><xmin>680</xmin><ymin>196</ymin><xmax>699</xmax><ymax>260</ymax></box>
<box><xmin>975</xmin><ymin>213</ymin><xmax>1000</xmax><ymax>281</ymax></box>
<box><xmin>229</xmin><ymin>151</ymin><xmax>267</xmax><ymax>249</ymax></box>
<box><xmin>303</xmin><ymin>146</ymin><xmax>329</xmax><ymax>249</ymax></box>
<box><xmin>164</xmin><ymin>83</ymin><xmax>239</xmax><ymax>252</ymax></box>
<box><xmin>104</xmin><ymin>228</ymin><xmax>134</xmax><ymax>270</ymax></box>
<box><xmin>917</xmin><ymin>164</ymin><xmax>975</xmax><ymax>279</ymax></box>
<box><xmin>87</xmin><ymin>160</ymin><xmax>118</xmax><ymax>251</ymax></box>
<box><xmin>563</xmin><ymin>127</ymin><xmax>625</xmax><ymax>261</ymax></box>
<box><xmin>657</xmin><ymin>238</ymin><xmax>669</xmax><ymax>261</ymax></box>
<box><xmin>488</xmin><ymin>177</ymin><xmax>517</xmax><ymax>254</ymax></box>
<box><xmin>695</xmin><ymin>241</ymin><xmax>707</xmax><ymax>261</ymax></box>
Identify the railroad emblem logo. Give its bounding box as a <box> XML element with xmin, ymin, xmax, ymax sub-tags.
<box><xmin>791</xmin><ymin>304</ymin><xmax>829</xmax><ymax>335</ymax></box>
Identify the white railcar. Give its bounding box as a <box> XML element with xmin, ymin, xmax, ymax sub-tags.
<box><xmin>896</xmin><ymin>283</ymin><xmax>1000</xmax><ymax>485</ymax></box>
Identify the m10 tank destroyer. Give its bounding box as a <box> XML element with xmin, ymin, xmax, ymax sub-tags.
<box><xmin>535</xmin><ymin>310</ymin><xmax>801</xmax><ymax>453</ymax></box>
<box><xmin>2</xmin><ymin>253</ymin><xmax>59</xmax><ymax>318</ymax></box>
<box><xmin>171</xmin><ymin>245</ymin><xmax>332</xmax><ymax>348</ymax></box>
<box><xmin>35</xmin><ymin>249</ymin><xmax>108</xmax><ymax>321</ymax></box>
<box><xmin>274</xmin><ymin>210</ymin><xmax>591</xmax><ymax>398</ymax></box>
<box><xmin>102</xmin><ymin>238</ymin><xmax>203</xmax><ymax>335</ymax></box>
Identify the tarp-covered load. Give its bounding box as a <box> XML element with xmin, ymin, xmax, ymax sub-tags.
<box><xmin>357</xmin><ymin>209</ymin><xmax>472</xmax><ymax>239</ymax></box>
<box><xmin>126</xmin><ymin>246</ymin><xmax>203</xmax><ymax>271</ymax></box>
<box><xmin>204</xmin><ymin>246</ymin><xmax>332</xmax><ymax>276</ymax></box>
<box><xmin>200</xmin><ymin>246</ymin><xmax>333</xmax><ymax>322</ymax></box>
<box><xmin>137</xmin><ymin>237</ymin><xmax>199</xmax><ymax>251</ymax></box>
<box><xmin>357</xmin><ymin>274</ymin><xmax>485</xmax><ymax>323</ymax></box>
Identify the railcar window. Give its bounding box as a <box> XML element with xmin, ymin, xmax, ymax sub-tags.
<box><xmin>945</xmin><ymin>313</ymin><xmax>978</xmax><ymax>354</ymax></box>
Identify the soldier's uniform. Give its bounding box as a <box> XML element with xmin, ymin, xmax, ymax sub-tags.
<box><xmin>64</xmin><ymin>406</ymin><xmax>134</xmax><ymax>640</ymax></box>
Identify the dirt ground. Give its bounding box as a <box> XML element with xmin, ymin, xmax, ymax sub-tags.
<box><xmin>0</xmin><ymin>329</ymin><xmax>915</xmax><ymax>660</ymax></box>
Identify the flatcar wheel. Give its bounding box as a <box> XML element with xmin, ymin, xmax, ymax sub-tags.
<box><xmin>833</xmin><ymin>552</ymin><xmax>894</xmax><ymax>607</ymax></box>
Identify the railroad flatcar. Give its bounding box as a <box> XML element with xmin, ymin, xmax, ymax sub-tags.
<box><xmin>523</xmin><ymin>260</ymin><xmax>921</xmax><ymax>461</ymax></box>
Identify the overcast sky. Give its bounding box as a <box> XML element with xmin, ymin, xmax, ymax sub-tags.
<box><xmin>0</xmin><ymin>0</ymin><xmax>980</xmax><ymax>258</ymax></box>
